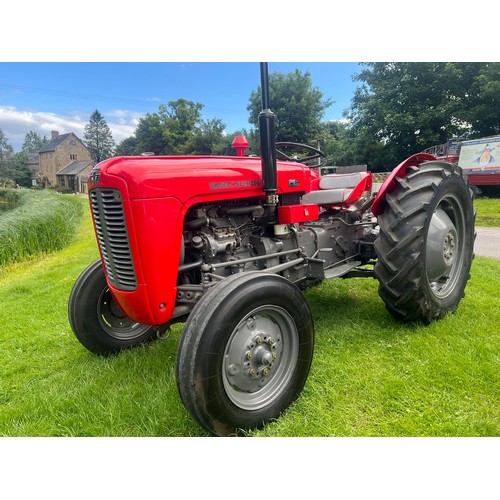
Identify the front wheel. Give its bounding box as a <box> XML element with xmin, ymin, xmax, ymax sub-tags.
<box><xmin>374</xmin><ymin>161</ymin><xmax>475</xmax><ymax>323</ymax></box>
<box><xmin>176</xmin><ymin>272</ymin><xmax>314</xmax><ymax>436</ymax></box>
<box><xmin>68</xmin><ymin>260</ymin><xmax>157</xmax><ymax>356</ymax></box>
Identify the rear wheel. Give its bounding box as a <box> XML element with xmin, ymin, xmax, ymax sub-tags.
<box><xmin>374</xmin><ymin>161</ymin><xmax>475</xmax><ymax>323</ymax></box>
<box><xmin>68</xmin><ymin>260</ymin><xmax>156</xmax><ymax>356</ymax></box>
<box><xmin>176</xmin><ymin>272</ymin><xmax>314</xmax><ymax>436</ymax></box>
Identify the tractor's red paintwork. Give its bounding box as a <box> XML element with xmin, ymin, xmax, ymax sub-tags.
<box><xmin>88</xmin><ymin>155</ymin><xmax>319</xmax><ymax>325</ymax></box>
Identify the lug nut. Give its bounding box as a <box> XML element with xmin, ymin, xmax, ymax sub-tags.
<box><xmin>249</xmin><ymin>369</ymin><xmax>257</xmax><ymax>377</ymax></box>
<box><xmin>246</xmin><ymin>351</ymin><xmax>253</xmax><ymax>360</ymax></box>
<box><xmin>268</xmin><ymin>337</ymin><xmax>276</xmax><ymax>346</ymax></box>
<box><xmin>255</xmin><ymin>336</ymin><xmax>263</xmax><ymax>345</ymax></box>
<box><xmin>262</xmin><ymin>368</ymin><xmax>270</xmax><ymax>377</ymax></box>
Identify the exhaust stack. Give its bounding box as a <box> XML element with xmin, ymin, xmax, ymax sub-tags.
<box><xmin>259</xmin><ymin>62</ymin><xmax>278</xmax><ymax>206</ymax></box>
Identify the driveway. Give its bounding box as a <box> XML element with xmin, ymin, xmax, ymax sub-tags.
<box><xmin>474</xmin><ymin>227</ymin><xmax>500</xmax><ymax>259</ymax></box>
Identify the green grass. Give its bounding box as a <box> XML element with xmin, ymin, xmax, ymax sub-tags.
<box><xmin>1</xmin><ymin>200</ymin><xmax>499</xmax><ymax>436</ymax></box>
<box><xmin>474</xmin><ymin>196</ymin><xmax>500</xmax><ymax>227</ymax></box>
<box><xmin>0</xmin><ymin>189</ymin><xmax>83</xmax><ymax>267</ymax></box>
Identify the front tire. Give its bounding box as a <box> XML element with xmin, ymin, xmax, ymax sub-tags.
<box><xmin>68</xmin><ymin>260</ymin><xmax>156</xmax><ymax>356</ymax></box>
<box><xmin>176</xmin><ymin>272</ymin><xmax>314</xmax><ymax>436</ymax></box>
<box><xmin>374</xmin><ymin>161</ymin><xmax>475</xmax><ymax>323</ymax></box>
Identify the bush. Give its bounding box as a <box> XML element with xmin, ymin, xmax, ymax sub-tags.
<box><xmin>0</xmin><ymin>190</ymin><xmax>83</xmax><ymax>267</ymax></box>
<box><xmin>0</xmin><ymin>187</ymin><xmax>22</xmax><ymax>205</ymax></box>
<box><xmin>54</xmin><ymin>185</ymin><xmax>75</xmax><ymax>195</ymax></box>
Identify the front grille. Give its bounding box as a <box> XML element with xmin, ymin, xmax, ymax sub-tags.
<box><xmin>90</xmin><ymin>188</ymin><xmax>137</xmax><ymax>291</ymax></box>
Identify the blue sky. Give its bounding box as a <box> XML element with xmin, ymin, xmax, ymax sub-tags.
<box><xmin>0</xmin><ymin>62</ymin><xmax>362</xmax><ymax>151</ymax></box>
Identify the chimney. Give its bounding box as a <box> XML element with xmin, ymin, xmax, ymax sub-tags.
<box><xmin>51</xmin><ymin>130</ymin><xmax>59</xmax><ymax>139</ymax></box>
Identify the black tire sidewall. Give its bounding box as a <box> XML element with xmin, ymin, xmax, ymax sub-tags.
<box><xmin>375</xmin><ymin>162</ymin><xmax>475</xmax><ymax>322</ymax></box>
<box><xmin>68</xmin><ymin>260</ymin><xmax>155</xmax><ymax>356</ymax></box>
<box><xmin>419</xmin><ymin>172</ymin><xmax>475</xmax><ymax>314</ymax></box>
<box><xmin>177</xmin><ymin>273</ymin><xmax>314</xmax><ymax>436</ymax></box>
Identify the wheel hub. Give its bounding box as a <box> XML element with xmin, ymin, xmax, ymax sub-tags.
<box><xmin>426</xmin><ymin>208</ymin><xmax>458</xmax><ymax>282</ymax></box>
<box><xmin>225</xmin><ymin>320</ymin><xmax>282</xmax><ymax>393</ymax></box>
<box><xmin>222</xmin><ymin>305</ymin><xmax>299</xmax><ymax>411</ymax></box>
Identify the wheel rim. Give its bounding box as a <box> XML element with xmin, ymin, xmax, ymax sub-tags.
<box><xmin>97</xmin><ymin>287</ymin><xmax>151</xmax><ymax>340</ymax></box>
<box><xmin>222</xmin><ymin>305</ymin><xmax>299</xmax><ymax>411</ymax></box>
<box><xmin>425</xmin><ymin>193</ymin><xmax>466</xmax><ymax>299</ymax></box>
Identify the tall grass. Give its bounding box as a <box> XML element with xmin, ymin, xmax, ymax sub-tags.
<box><xmin>0</xmin><ymin>189</ymin><xmax>83</xmax><ymax>267</ymax></box>
<box><xmin>0</xmin><ymin>187</ymin><xmax>22</xmax><ymax>205</ymax></box>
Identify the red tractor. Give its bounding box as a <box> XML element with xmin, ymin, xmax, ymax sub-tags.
<box><xmin>68</xmin><ymin>63</ymin><xmax>475</xmax><ymax>436</ymax></box>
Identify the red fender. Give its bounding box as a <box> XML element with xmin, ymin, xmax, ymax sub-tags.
<box><xmin>371</xmin><ymin>153</ymin><xmax>437</xmax><ymax>216</ymax></box>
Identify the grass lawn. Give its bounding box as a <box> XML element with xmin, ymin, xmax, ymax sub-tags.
<box><xmin>474</xmin><ymin>196</ymin><xmax>500</xmax><ymax>227</ymax></box>
<box><xmin>0</xmin><ymin>197</ymin><xmax>499</xmax><ymax>437</ymax></box>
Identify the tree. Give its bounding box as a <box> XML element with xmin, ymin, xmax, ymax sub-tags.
<box><xmin>247</xmin><ymin>69</ymin><xmax>333</xmax><ymax>145</ymax></box>
<box><xmin>21</xmin><ymin>131</ymin><xmax>48</xmax><ymax>153</ymax></box>
<box><xmin>115</xmin><ymin>136</ymin><xmax>140</xmax><ymax>156</ymax></box>
<box><xmin>345</xmin><ymin>62</ymin><xmax>500</xmax><ymax>170</ymax></box>
<box><xmin>186</xmin><ymin>118</ymin><xmax>227</xmax><ymax>155</ymax></box>
<box><xmin>83</xmin><ymin>110</ymin><xmax>116</xmax><ymax>163</ymax></box>
<box><xmin>163</xmin><ymin>99</ymin><xmax>204</xmax><ymax>154</ymax></box>
<box><xmin>135</xmin><ymin>99</ymin><xmax>204</xmax><ymax>155</ymax></box>
<box><xmin>12</xmin><ymin>152</ymin><xmax>32</xmax><ymax>187</ymax></box>
<box><xmin>0</xmin><ymin>128</ymin><xmax>16</xmax><ymax>187</ymax></box>
<box><xmin>135</xmin><ymin>110</ymin><xmax>168</xmax><ymax>155</ymax></box>
<box><xmin>459</xmin><ymin>62</ymin><xmax>500</xmax><ymax>137</ymax></box>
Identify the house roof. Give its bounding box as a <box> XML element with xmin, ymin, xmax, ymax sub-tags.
<box><xmin>56</xmin><ymin>160</ymin><xmax>93</xmax><ymax>176</ymax></box>
<box><xmin>38</xmin><ymin>133</ymin><xmax>81</xmax><ymax>153</ymax></box>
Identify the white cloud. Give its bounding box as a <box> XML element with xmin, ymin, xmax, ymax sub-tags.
<box><xmin>0</xmin><ymin>106</ymin><xmax>143</xmax><ymax>151</ymax></box>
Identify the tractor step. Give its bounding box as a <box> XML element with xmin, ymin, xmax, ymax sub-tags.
<box><xmin>324</xmin><ymin>260</ymin><xmax>362</xmax><ymax>279</ymax></box>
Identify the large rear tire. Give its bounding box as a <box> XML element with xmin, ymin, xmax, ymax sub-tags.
<box><xmin>374</xmin><ymin>161</ymin><xmax>475</xmax><ymax>323</ymax></box>
<box><xmin>176</xmin><ymin>272</ymin><xmax>314</xmax><ymax>436</ymax></box>
<box><xmin>68</xmin><ymin>260</ymin><xmax>157</xmax><ymax>356</ymax></box>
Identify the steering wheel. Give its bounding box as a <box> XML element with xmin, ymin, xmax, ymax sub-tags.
<box><xmin>276</xmin><ymin>141</ymin><xmax>328</xmax><ymax>168</ymax></box>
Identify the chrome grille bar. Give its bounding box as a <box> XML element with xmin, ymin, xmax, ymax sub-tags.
<box><xmin>90</xmin><ymin>189</ymin><xmax>137</xmax><ymax>291</ymax></box>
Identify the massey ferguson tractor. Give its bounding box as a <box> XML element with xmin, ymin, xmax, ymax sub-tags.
<box><xmin>68</xmin><ymin>63</ymin><xmax>475</xmax><ymax>436</ymax></box>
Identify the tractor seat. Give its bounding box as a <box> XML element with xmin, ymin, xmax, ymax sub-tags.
<box><xmin>302</xmin><ymin>171</ymin><xmax>371</xmax><ymax>206</ymax></box>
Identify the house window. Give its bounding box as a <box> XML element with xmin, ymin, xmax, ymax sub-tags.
<box><xmin>70</xmin><ymin>154</ymin><xmax>77</xmax><ymax>160</ymax></box>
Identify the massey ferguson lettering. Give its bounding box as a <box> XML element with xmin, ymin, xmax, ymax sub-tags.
<box><xmin>209</xmin><ymin>179</ymin><xmax>262</xmax><ymax>190</ymax></box>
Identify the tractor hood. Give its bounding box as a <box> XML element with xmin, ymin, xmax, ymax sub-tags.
<box><xmin>88</xmin><ymin>155</ymin><xmax>316</xmax><ymax>205</ymax></box>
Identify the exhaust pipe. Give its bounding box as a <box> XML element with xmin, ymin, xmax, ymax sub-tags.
<box><xmin>259</xmin><ymin>62</ymin><xmax>278</xmax><ymax>206</ymax></box>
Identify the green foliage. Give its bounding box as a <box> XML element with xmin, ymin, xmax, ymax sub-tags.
<box><xmin>345</xmin><ymin>62</ymin><xmax>500</xmax><ymax>170</ymax></box>
<box><xmin>0</xmin><ymin>128</ymin><xmax>16</xmax><ymax>186</ymax></box>
<box><xmin>247</xmin><ymin>69</ymin><xmax>332</xmax><ymax>144</ymax></box>
<box><xmin>162</xmin><ymin>99</ymin><xmax>203</xmax><ymax>154</ymax></box>
<box><xmin>459</xmin><ymin>63</ymin><xmax>500</xmax><ymax>137</ymax></box>
<box><xmin>0</xmin><ymin>189</ymin><xmax>83</xmax><ymax>267</ymax></box>
<box><xmin>135</xmin><ymin>99</ymin><xmax>204</xmax><ymax>155</ymax></box>
<box><xmin>21</xmin><ymin>131</ymin><xmax>48</xmax><ymax>153</ymax></box>
<box><xmin>0</xmin><ymin>187</ymin><xmax>21</xmax><ymax>204</ymax></box>
<box><xmin>186</xmin><ymin>118</ymin><xmax>227</xmax><ymax>155</ymax></box>
<box><xmin>83</xmin><ymin>110</ymin><xmax>116</xmax><ymax>163</ymax></box>
<box><xmin>115</xmin><ymin>136</ymin><xmax>139</xmax><ymax>156</ymax></box>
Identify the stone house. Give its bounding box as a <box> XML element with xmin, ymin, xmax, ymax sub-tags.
<box><xmin>38</xmin><ymin>131</ymin><xmax>93</xmax><ymax>191</ymax></box>
<box><xmin>26</xmin><ymin>153</ymin><xmax>40</xmax><ymax>185</ymax></box>
<box><xmin>56</xmin><ymin>160</ymin><xmax>94</xmax><ymax>194</ymax></box>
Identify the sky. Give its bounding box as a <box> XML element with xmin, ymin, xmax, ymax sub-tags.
<box><xmin>1</xmin><ymin>2</ymin><xmax>495</xmax><ymax>154</ymax></box>
<box><xmin>0</xmin><ymin>62</ymin><xmax>361</xmax><ymax>152</ymax></box>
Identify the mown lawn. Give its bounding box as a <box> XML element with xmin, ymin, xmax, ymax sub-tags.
<box><xmin>0</xmin><ymin>198</ymin><xmax>499</xmax><ymax>436</ymax></box>
<box><xmin>474</xmin><ymin>196</ymin><xmax>500</xmax><ymax>227</ymax></box>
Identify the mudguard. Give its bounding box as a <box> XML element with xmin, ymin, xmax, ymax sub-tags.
<box><xmin>371</xmin><ymin>153</ymin><xmax>437</xmax><ymax>216</ymax></box>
